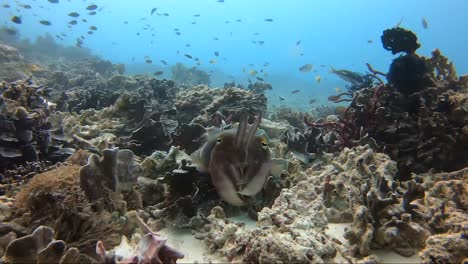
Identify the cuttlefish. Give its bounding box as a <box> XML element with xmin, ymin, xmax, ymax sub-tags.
<box><xmin>191</xmin><ymin>114</ymin><xmax>287</xmax><ymax>206</ymax></box>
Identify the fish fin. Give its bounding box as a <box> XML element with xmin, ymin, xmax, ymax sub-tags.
<box><xmin>291</xmin><ymin>151</ymin><xmax>316</xmax><ymax>165</ymax></box>
<box><xmin>190</xmin><ymin>148</ymin><xmax>208</xmax><ymax>172</ymax></box>
<box><xmin>269</xmin><ymin>158</ymin><xmax>288</xmax><ymax>177</ymax></box>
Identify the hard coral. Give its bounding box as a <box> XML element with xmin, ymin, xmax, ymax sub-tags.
<box><xmin>175</xmin><ymin>86</ymin><xmax>267</xmax><ymax>125</ymax></box>
<box><xmin>1</xmin><ymin>79</ymin><xmax>73</xmax><ymax>174</ymax></box>
<box><xmin>1</xmin><ymin>225</ymin><xmax>114</xmax><ymax>264</ymax></box>
<box><xmin>171</xmin><ymin>62</ymin><xmax>210</xmax><ymax>86</ymax></box>
<box><xmin>311</xmin><ymin>49</ymin><xmax>467</xmax><ymax>177</ymax></box>
<box><xmin>79</xmin><ymin>148</ymin><xmax>143</xmax><ymax>213</ymax></box>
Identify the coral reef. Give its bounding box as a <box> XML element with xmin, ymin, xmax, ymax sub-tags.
<box><xmin>247</xmin><ymin>82</ymin><xmax>272</xmax><ymax>94</ymax></box>
<box><xmin>312</xmin><ymin>29</ymin><xmax>467</xmax><ymax>178</ymax></box>
<box><xmin>195</xmin><ymin>146</ymin><xmax>467</xmax><ymax>262</ymax></box>
<box><xmin>1</xmin><ymin>27</ymin><xmax>467</xmax><ymax>264</ymax></box>
<box><xmin>79</xmin><ymin>148</ymin><xmax>143</xmax><ymax>213</ymax></box>
<box><xmin>0</xmin><ymin>225</ymin><xmax>90</xmax><ymax>264</ymax></box>
<box><xmin>96</xmin><ymin>211</ymin><xmax>184</xmax><ymax>264</ymax></box>
<box><xmin>269</xmin><ymin>105</ymin><xmax>310</xmax><ymax>129</ymax></box>
<box><xmin>1</xmin><ymin>79</ymin><xmax>73</xmax><ymax>175</ymax></box>
<box><xmin>175</xmin><ymin>85</ymin><xmax>267</xmax><ymax>125</ymax></box>
<box><xmin>171</xmin><ymin>63</ymin><xmax>210</xmax><ymax>86</ymax></box>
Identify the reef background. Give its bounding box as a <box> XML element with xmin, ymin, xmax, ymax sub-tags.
<box><xmin>1</xmin><ymin>0</ymin><xmax>468</xmax><ymax>262</ymax></box>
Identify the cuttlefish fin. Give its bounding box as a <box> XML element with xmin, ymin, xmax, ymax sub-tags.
<box><xmin>270</xmin><ymin>158</ymin><xmax>288</xmax><ymax>177</ymax></box>
<box><xmin>189</xmin><ymin>148</ymin><xmax>206</xmax><ymax>172</ymax></box>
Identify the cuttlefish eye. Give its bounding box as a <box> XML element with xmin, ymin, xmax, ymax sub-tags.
<box><xmin>216</xmin><ymin>137</ymin><xmax>223</xmax><ymax>143</ymax></box>
<box><xmin>260</xmin><ymin>137</ymin><xmax>268</xmax><ymax>148</ymax></box>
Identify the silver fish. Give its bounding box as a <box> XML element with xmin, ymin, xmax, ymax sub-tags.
<box><xmin>191</xmin><ymin>114</ymin><xmax>287</xmax><ymax>206</ymax></box>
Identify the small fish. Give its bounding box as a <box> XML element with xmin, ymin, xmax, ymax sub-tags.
<box><xmin>176</xmin><ymin>32</ymin><xmax>181</xmax><ymax>35</ymax></box>
<box><xmin>236</xmin><ymin>19</ymin><xmax>242</xmax><ymax>22</ymax></box>
<box><xmin>87</xmin><ymin>31</ymin><xmax>93</xmax><ymax>35</ymax></box>
<box><xmin>214</xmin><ymin>51</ymin><xmax>219</xmax><ymax>56</ymax></box>
<box><xmin>151</xmin><ymin>8</ymin><xmax>157</xmax><ymax>15</ymax></box>
<box><xmin>124</xmin><ymin>21</ymin><xmax>128</xmax><ymax>24</ymax></box>
<box><xmin>89</xmin><ymin>26</ymin><xmax>97</xmax><ymax>30</ymax></box>
<box><xmin>367</xmin><ymin>39</ymin><xmax>373</xmax><ymax>44</ymax></box>
<box><xmin>213</xmin><ymin>37</ymin><xmax>219</xmax><ymax>40</ymax></box>
<box><xmin>21</xmin><ymin>4</ymin><xmax>32</xmax><ymax>9</ymax></box>
<box><xmin>309</xmin><ymin>99</ymin><xmax>317</xmax><ymax>104</ymax></box>
<box><xmin>184</xmin><ymin>54</ymin><xmax>193</xmax><ymax>59</ymax></box>
<box><xmin>153</xmin><ymin>71</ymin><xmax>163</xmax><ymax>76</ymax></box>
<box><xmin>330</xmin><ymin>67</ymin><xmax>364</xmax><ymax>85</ymax></box>
<box><xmin>209</xmin><ymin>60</ymin><xmax>217</xmax><ymax>64</ymax></box>
<box><xmin>10</xmin><ymin>16</ymin><xmax>22</xmax><ymax>24</ymax></box>
<box><xmin>249</xmin><ymin>70</ymin><xmax>258</xmax><ymax>76</ymax></box>
<box><xmin>145</xmin><ymin>59</ymin><xmax>152</xmax><ymax>64</ymax></box>
<box><xmin>191</xmin><ymin>22</ymin><xmax>197</xmax><ymax>24</ymax></box>
<box><xmin>82</xmin><ymin>19</ymin><xmax>87</xmax><ymax>22</ymax></box>
<box><xmin>39</xmin><ymin>20</ymin><xmax>52</xmax><ymax>26</ymax></box>
<box><xmin>299</xmin><ymin>64</ymin><xmax>313</xmax><ymax>72</ymax></box>
<box><xmin>279</xmin><ymin>96</ymin><xmax>285</xmax><ymax>101</ymax></box>
<box><xmin>163</xmin><ymin>13</ymin><xmax>169</xmax><ymax>16</ymax></box>
<box><xmin>315</xmin><ymin>75</ymin><xmax>321</xmax><ymax>83</ymax></box>
<box><xmin>48</xmin><ymin>0</ymin><xmax>58</xmax><ymax>3</ymax></box>
<box><xmin>296</xmin><ymin>40</ymin><xmax>301</xmax><ymax>46</ymax></box>
<box><xmin>88</xmin><ymin>11</ymin><xmax>96</xmax><ymax>15</ymax></box>
<box><xmin>193</xmin><ymin>14</ymin><xmax>200</xmax><ymax>17</ymax></box>
<box><xmin>86</xmin><ymin>4</ymin><xmax>98</xmax><ymax>10</ymax></box>
<box><xmin>160</xmin><ymin>60</ymin><xmax>167</xmax><ymax>65</ymax></box>
<box><xmin>2</xmin><ymin>4</ymin><xmax>11</xmax><ymax>8</ymax></box>
<box><xmin>334</xmin><ymin>87</ymin><xmax>342</xmax><ymax>93</ymax></box>
<box><xmin>422</xmin><ymin>17</ymin><xmax>428</xmax><ymax>29</ymax></box>
<box><xmin>256</xmin><ymin>77</ymin><xmax>264</xmax><ymax>81</ymax></box>
<box><xmin>394</xmin><ymin>17</ymin><xmax>404</xmax><ymax>28</ymax></box>
<box><xmin>217</xmin><ymin>0</ymin><xmax>224</xmax><ymax>2</ymax></box>
<box><xmin>68</xmin><ymin>12</ymin><xmax>80</xmax><ymax>17</ymax></box>
<box><xmin>264</xmin><ymin>18</ymin><xmax>274</xmax><ymax>22</ymax></box>
<box><xmin>69</xmin><ymin>20</ymin><xmax>78</xmax><ymax>25</ymax></box>
<box><xmin>185</xmin><ymin>44</ymin><xmax>191</xmax><ymax>47</ymax></box>
<box><xmin>291</xmin><ymin>89</ymin><xmax>300</xmax><ymax>94</ymax></box>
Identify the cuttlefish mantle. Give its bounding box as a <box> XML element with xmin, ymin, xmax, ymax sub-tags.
<box><xmin>191</xmin><ymin>114</ymin><xmax>288</xmax><ymax>206</ymax></box>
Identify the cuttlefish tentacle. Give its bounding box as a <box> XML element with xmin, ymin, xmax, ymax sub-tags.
<box><xmin>237</xmin><ymin>114</ymin><xmax>263</xmax><ymax>184</ymax></box>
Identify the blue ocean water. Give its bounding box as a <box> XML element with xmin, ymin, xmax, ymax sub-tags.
<box><xmin>1</xmin><ymin>0</ymin><xmax>467</xmax><ymax>109</ymax></box>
